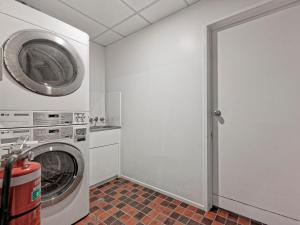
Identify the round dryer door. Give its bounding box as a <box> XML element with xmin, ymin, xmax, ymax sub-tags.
<box><xmin>3</xmin><ymin>29</ymin><xmax>84</xmax><ymax>96</ymax></box>
<box><xmin>32</xmin><ymin>142</ymin><xmax>84</xmax><ymax>208</ymax></box>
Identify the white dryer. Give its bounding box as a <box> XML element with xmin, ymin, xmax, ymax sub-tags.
<box><xmin>0</xmin><ymin>114</ymin><xmax>90</xmax><ymax>225</ymax></box>
<box><xmin>0</xmin><ymin>1</ymin><xmax>89</xmax><ymax>112</ymax></box>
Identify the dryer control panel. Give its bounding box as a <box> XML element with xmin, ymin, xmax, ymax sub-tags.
<box><xmin>33</xmin><ymin>112</ymin><xmax>73</xmax><ymax>126</ymax></box>
<box><xmin>74</xmin><ymin>113</ymin><xmax>87</xmax><ymax>124</ymax></box>
<box><xmin>0</xmin><ymin>112</ymin><xmax>32</xmax><ymax>128</ymax></box>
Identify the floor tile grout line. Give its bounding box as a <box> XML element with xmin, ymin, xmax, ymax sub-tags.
<box><xmin>82</xmin><ymin>178</ymin><xmax>265</xmax><ymax>225</ymax></box>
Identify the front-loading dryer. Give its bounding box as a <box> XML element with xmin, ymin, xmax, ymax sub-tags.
<box><xmin>3</xmin><ymin>29</ymin><xmax>84</xmax><ymax>97</ymax></box>
<box><xmin>0</xmin><ymin>123</ymin><xmax>89</xmax><ymax>225</ymax></box>
<box><xmin>0</xmin><ymin>1</ymin><xmax>89</xmax><ymax>112</ymax></box>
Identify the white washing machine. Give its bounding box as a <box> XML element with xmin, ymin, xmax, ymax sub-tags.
<box><xmin>0</xmin><ymin>112</ymin><xmax>90</xmax><ymax>225</ymax></box>
<box><xmin>0</xmin><ymin>1</ymin><xmax>89</xmax><ymax>112</ymax></box>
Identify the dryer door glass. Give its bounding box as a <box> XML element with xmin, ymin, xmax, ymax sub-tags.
<box><xmin>18</xmin><ymin>40</ymin><xmax>76</xmax><ymax>87</ymax></box>
<box><xmin>32</xmin><ymin>143</ymin><xmax>84</xmax><ymax>208</ymax></box>
<box><xmin>3</xmin><ymin>30</ymin><xmax>84</xmax><ymax>96</ymax></box>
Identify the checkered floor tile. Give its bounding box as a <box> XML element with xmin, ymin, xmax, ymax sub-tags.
<box><xmin>75</xmin><ymin>178</ymin><xmax>266</xmax><ymax>225</ymax></box>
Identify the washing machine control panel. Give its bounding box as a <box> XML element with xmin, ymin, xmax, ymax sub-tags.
<box><xmin>33</xmin><ymin>126</ymin><xmax>73</xmax><ymax>141</ymax></box>
<box><xmin>0</xmin><ymin>128</ymin><xmax>31</xmax><ymax>145</ymax></box>
<box><xmin>0</xmin><ymin>125</ymin><xmax>88</xmax><ymax>159</ymax></box>
<box><xmin>0</xmin><ymin>126</ymin><xmax>88</xmax><ymax>143</ymax></box>
<box><xmin>0</xmin><ymin>126</ymin><xmax>74</xmax><ymax>144</ymax></box>
<box><xmin>0</xmin><ymin>111</ymin><xmax>89</xmax><ymax>128</ymax></box>
<box><xmin>74</xmin><ymin>128</ymin><xmax>87</xmax><ymax>142</ymax></box>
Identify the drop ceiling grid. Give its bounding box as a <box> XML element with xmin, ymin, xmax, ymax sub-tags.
<box><xmin>18</xmin><ymin>0</ymin><xmax>200</xmax><ymax>46</ymax></box>
<box><xmin>60</xmin><ymin>0</ymin><xmax>199</xmax><ymax>46</ymax></box>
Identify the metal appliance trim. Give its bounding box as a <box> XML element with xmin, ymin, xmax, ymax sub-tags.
<box><xmin>3</xmin><ymin>29</ymin><xmax>84</xmax><ymax>96</ymax></box>
<box><xmin>0</xmin><ymin>46</ymin><xmax>2</xmax><ymax>81</ymax></box>
<box><xmin>31</xmin><ymin>142</ymin><xmax>84</xmax><ymax>208</ymax></box>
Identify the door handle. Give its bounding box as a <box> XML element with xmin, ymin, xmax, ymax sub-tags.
<box><xmin>213</xmin><ymin>110</ymin><xmax>222</xmax><ymax>117</ymax></box>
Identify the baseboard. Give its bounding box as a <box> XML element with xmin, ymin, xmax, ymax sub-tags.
<box><xmin>120</xmin><ymin>174</ymin><xmax>206</xmax><ymax>211</ymax></box>
<box><xmin>89</xmin><ymin>175</ymin><xmax>118</xmax><ymax>189</ymax></box>
<box><xmin>213</xmin><ymin>195</ymin><xmax>300</xmax><ymax>225</ymax></box>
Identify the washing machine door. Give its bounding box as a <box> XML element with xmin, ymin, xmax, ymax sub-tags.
<box><xmin>32</xmin><ymin>142</ymin><xmax>84</xmax><ymax>208</ymax></box>
<box><xmin>3</xmin><ymin>29</ymin><xmax>84</xmax><ymax>96</ymax></box>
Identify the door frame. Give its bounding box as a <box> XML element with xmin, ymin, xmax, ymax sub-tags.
<box><xmin>203</xmin><ymin>0</ymin><xmax>300</xmax><ymax>211</ymax></box>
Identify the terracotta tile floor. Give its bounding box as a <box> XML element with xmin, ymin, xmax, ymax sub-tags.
<box><xmin>75</xmin><ymin>178</ymin><xmax>266</xmax><ymax>225</ymax></box>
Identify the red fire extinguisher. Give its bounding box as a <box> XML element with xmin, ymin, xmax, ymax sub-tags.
<box><xmin>0</xmin><ymin>137</ymin><xmax>41</xmax><ymax>225</ymax></box>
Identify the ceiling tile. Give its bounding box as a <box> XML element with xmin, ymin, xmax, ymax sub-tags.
<box><xmin>93</xmin><ymin>30</ymin><xmax>123</xmax><ymax>46</ymax></box>
<box><xmin>20</xmin><ymin>0</ymin><xmax>107</xmax><ymax>38</ymax></box>
<box><xmin>113</xmin><ymin>15</ymin><xmax>149</xmax><ymax>36</ymax></box>
<box><xmin>61</xmin><ymin>0</ymin><xmax>135</xmax><ymax>27</ymax></box>
<box><xmin>122</xmin><ymin>0</ymin><xmax>158</xmax><ymax>11</ymax></box>
<box><xmin>140</xmin><ymin>0</ymin><xmax>187</xmax><ymax>23</ymax></box>
<box><xmin>186</xmin><ymin>0</ymin><xmax>200</xmax><ymax>5</ymax></box>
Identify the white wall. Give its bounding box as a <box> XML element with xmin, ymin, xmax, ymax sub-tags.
<box><xmin>106</xmin><ymin>0</ymin><xmax>267</xmax><ymax>208</ymax></box>
<box><xmin>90</xmin><ymin>42</ymin><xmax>106</xmax><ymax>122</ymax></box>
<box><xmin>106</xmin><ymin>92</ymin><xmax>122</xmax><ymax>126</ymax></box>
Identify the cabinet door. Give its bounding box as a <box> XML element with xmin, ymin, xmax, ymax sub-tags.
<box><xmin>89</xmin><ymin>129</ymin><xmax>121</xmax><ymax>148</ymax></box>
<box><xmin>89</xmin><ymin>144</ymin><xmax>119</xmax><ymax>186</ymax></box>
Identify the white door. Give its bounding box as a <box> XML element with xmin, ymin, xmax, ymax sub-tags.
<box><xmin>213</xmin><ymin>3</ymin><xmax>300</xmax><ymax>225</ymax></box>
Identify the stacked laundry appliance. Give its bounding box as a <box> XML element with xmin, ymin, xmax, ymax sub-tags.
<box><xmin>0</xmin><ymin>1</ymin><xmax>90</xmax><ymax>224</ymax></box>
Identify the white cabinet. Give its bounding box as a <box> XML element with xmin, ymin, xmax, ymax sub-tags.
<box><xmin>89</xmin><ymin>129</ymin><xmax>121</xmax><ymax>186</ymax></box>
<box><xmin>90</xmin><ymin>129</ymin><xmax>120</xmax><ymax>148</ymax></box>
<box><xmin>89</xmin><ymin>144</ymin><xmax>119</xmax><ymax>186</ymax></box>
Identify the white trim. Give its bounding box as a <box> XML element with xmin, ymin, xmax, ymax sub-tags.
<box><xmin>208</xmin><ymin>0</ymin><xmax>300</xmax><ymax>32</ymax></box>
<box><xmin>214</xmin><ymin>195</ymin><xmax>300</xmax><ymax>225</ymax></box>
<box><xmin>202</xmin><ymin>25</ymin><xmax>213</xmax><ymax>211</ymax></box>
<box><xmin>0</xmin><ymin>169</ymin><xmax>40</xmax><ymax>187</ymax></box>
<box><xmin>89</xmin><ymin>175</ymin><xmax>117</xmax><ymax>189</ymax></box>
<box><xmin>118</xmin><ymin>131</ymin><xmax>122</xmax><ymax>177</ymax></box>
<box><xmin>120</xmin><ymin>175</ymin><xmax>205</xmax><ymax>210</ymax></box>
<box><xmin>204</xmin><ymin>0</ymin><xmax>300</xmax><ymax>220</ymax></box>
